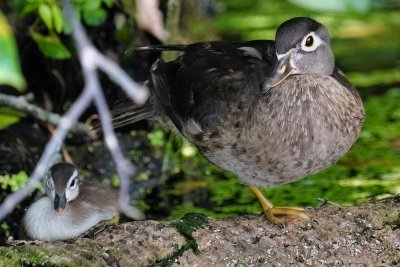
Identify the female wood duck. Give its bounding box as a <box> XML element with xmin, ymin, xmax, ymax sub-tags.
<box><xmin>23</xmin><ymin>163</ymin><xmax>119</xmax><ymax>240</ymax></box>
<box><xmin>112</xmin><ymin>17</ymin><xmax>365</xmax><ymax>223</ymax></box>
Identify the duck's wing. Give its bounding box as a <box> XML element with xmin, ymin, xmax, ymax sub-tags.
<box><xmin>77</xmin><ymin>183</ymin><xmax>119</xmax><ymax>211</ymax></box>
<box><xmin>331</xmin><ymin>67</ymin><xmax>364</xmax><ymax>101</ymax></box>
<box><xmin>149</xmin><ymin>40</ymin><xmax>276</xmax><ymax>137</ymax></box>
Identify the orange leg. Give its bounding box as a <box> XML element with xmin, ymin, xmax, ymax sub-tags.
<box><xmin>249</xmin><ymin>186</ymin><xmax>310</xmax><ymax>224</ymax></box>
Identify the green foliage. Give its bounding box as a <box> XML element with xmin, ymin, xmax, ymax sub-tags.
<box><xmin>0</xmin><ymin>107</ymin><xmax>25</xmax><ymax>129</ymax></box>
<box><xmin>147</xmin><ymin>128</ymin><xmax>166</xmax><ymax>149</ymax></box>
<box><xmin>111</xmin><ymin>174</ymin><xmax>120</xmax><ymax>187</ymax></box>
<box><xmin>9</xmin><ymin>0</ymin><xmax>72</xmax><ymax>59</ymax></box>
<box><xmin>147</xmin><ymin>127</ymin><xmax>201</xmax><ymax>178</ymax></box>
<box><xmin>0</xmin><ymin>171</ymin><xmax>28</xmax><ymax>191</ymax></box>
<box><xmin>38</xmin><ymin>3</ymin><xmax>54</xmax><ymax>30</ymax></box>
<box><xmin>8</xmin><ymin>0</ymin><xmax>113</xmax><ymax>60</ymax></box>
<box><xmin>348</xmin><ymin>69</ymin><xmax>400</xmax><ymax>88</ymax></box>
<box><xmin>74</xmin><ymin>0</ymin><xmax>110</xmax><ymax>26</ymax></box>
<box><xmin>31</xmin><ymin>31</ymin><xmax>71</xmax><ymax>59</ymax></box>
<box><xmin>0</xmin><ymin>11</ymin><xmax>26</xmax><ymax>90</ymax></box>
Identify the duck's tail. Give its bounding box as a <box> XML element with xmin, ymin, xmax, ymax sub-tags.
<box><xmin>134</xmin><ymin>44</ymin><xmax>188</xmax><ymax>52</ymax></box>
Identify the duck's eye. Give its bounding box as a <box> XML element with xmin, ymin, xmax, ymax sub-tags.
<box><xmin>305</xmin><ymin>35</ymin><xmax>313</xmax><ymax>47</ymax></box>
<box><xmin>70</xmin><ymin>178</ymin><xmax>76</xmax><ymax>188</ymax></box>
<box><xmin>301</xmin><ymin>33</ymin><xmax>319</xmax><ymax>51</ymax></box>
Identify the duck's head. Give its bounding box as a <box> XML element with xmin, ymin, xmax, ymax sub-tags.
<box><xmin>263</xmin><ymin>17</ymin><xmax>335</xmax><ymax>92</ymax></box>
<box><xmin>46</xmin><ymin>163</ymin><xmax>81</xmax><ymax>213</ymax></box>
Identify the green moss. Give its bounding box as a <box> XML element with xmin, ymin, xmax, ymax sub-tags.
<box><xmin>173</xmin><ymin>213</ymin><xmax>208</xmax><ymax>244</ymax></box>
<box><xmin>0</xmin><ymin>246</ymin><xmax>64</xmax><ymax>267</ymax></box>
<box><xmin>0</xmin><ymin>243</ymin><xmax>107</xmax><ymax>267</ymax></box>
<box><xmin>154</xmin><ymin>213</ymin><xmax>208</xmax><ymax>267</ymax></box>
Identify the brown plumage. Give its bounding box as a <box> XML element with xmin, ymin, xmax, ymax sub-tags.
<box><xmin>111</xmin><ymin>17</ymin><xmax>365</xmax><ymax>223</ymax></box>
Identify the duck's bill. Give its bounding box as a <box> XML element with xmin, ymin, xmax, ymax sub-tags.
<box><xmin>262</xmin><ymin>52</ymin><xmax>296</xmax><ymax>93</ymax></box>
<box><xmin>54</xmin><ymin>193</ymin><xmax>67</xmax><ymax>213</ymax></box>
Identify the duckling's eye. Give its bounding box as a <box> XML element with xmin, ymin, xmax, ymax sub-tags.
<box><xmin>70</xmin><ymin>178</ymin><xmax>77</xmax><ymax>188</ymax></box>
<box><xmin>305</xmin><ymin>36</ymin><xmax>313</xmax><ymax>47</ymax></box>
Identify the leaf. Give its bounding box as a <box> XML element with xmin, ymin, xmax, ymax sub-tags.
<box><xmin>0</xmin><ymin>171</ymin><xmax>28</xmax><ymax>191</ymax></box>
<box><xmin>102</xmin><ymin>0</ymin><xmax>113</xmax><ymax>8</ymax></box>
<box><xmin>38</xmin><ymin>3</ymin><xmax>53</xmax><ymax>30</ymax></box>
<box><xmin>82</xmin><ymin>0</ymin><xmax>102</xmax><ymax>10</ymax></box>
<box><xmin>147</xmin><ymin>128</ymin><xmax>166</xmax><ymax>149</ymax></box>
<box><xmin>111</xmin><ymin>175</ymin><xmax>120</xmax><ymax>187</ymax></box>
<box><xmin>9</xmin><ymin>0</ymin><xmax>41</xmax><ymax>14</ymax></box>
<box><xmin>51</xmin><ymin>5</ymin><xmax>64</xmax><ymax>33</ymax></box>
<box><xmin>0</xmin><ymin>107</ymin><xmax>25</xmax><ymax>129</ymax></box>
<box><xmin>31</xmin><ymin>32</ymin><xmax>71</xmax><ymax>59</ymax></box>
<box><xmin>0</xmin><ymin>12</ymin><xmax>26</xmax><ymax>90</ymax></box>
<box><xmin>83</xmin><ymin>7</ymin><xmax>107</xmax><ymax>26</ymax></box>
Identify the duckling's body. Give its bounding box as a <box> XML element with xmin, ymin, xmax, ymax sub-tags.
<box><xmin>23</xmin><ymin>163</ymin><xmax>118</xmax><ymax>241</ymax></box>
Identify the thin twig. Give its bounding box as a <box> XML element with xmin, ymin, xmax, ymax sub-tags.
<box><xmin>46</xmin><ymin>123</ymin><xmax>74</xmax><ymax>164</ymax></box>
<box><xmin>0</xmin><ymin>0</ymin><xmax>148</xmax><ymax>220</ymax></box>
<box><xmin>64</xmin><ymin>0</ymin><xmax>144</xmax><ymax>220</ymax></box>
<box><xmin>95</xmin><ymin>51</ymin><xmax>148</xmax><ymax>104</ymax></box>
<box><xmin>0</xmin><ymin>93</ymin><xmax>92</xmax><ymax>136</ymax></box>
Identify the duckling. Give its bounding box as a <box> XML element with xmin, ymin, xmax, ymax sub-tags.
<box><xmin>23</xmin><ymin>163</ymin><xmax>119</xmax><ymax>241</ymax></box>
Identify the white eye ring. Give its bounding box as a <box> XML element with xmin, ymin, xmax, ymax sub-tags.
<box><xmin>301</xmin><ymin>32</ymin><xmax>321</xmax><ymax>52</ymax></box>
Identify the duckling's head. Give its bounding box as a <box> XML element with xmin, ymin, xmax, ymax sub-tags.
<box><xmin>46</xmin><ymin>163</ymin><xmax>81</xmax><ymax>213</ymax></box>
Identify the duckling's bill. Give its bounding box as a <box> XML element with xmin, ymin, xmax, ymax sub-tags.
<box><xmin>54</xmin><ymin>193</ymin><xmax>67</xmax><ymax>212</ymax></box>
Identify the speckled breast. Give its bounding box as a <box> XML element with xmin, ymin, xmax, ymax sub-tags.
<box><xmin>203</xmin><ymin>74</ymin><xmax>365</xmax><ymax>187</ymax></box>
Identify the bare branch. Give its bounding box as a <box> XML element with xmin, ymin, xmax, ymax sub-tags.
<box><xmin>0</xmin><ymin>0</ymin><xmax>148</xmax><ymax>221</ymax></box>
<box><xmin>93</xmin><ymin>79</ymin><xmax>144</xmax><ymax>219</ymax></box>
<box><xmin>95</xmin><ymin>51</ymin><xmax>149</xmax><ymax>104</ymax></box>
<box><xmin>0</xmin><ymin>93</ymin><xmax>93</xmax><ymax>136</ymax></box>
<box><xmin>64</xmin><ymin>0</ymin><xmax>145</xmax><ymax>220</ymax></box>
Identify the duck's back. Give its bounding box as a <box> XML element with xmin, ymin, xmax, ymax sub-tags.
<box><xmin>150</xmin><ymin>41</ymin><xmax>276</xmax><ymax>137</ymax></box>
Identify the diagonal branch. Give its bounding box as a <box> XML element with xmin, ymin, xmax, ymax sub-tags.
<box><xmin>0</xmin><ymin>0</ymin><xmax>149</xmax><ymax>221</ymax></box>
<box><xmin>64</xmin><ymin>0</ymin><xmax>145</xmax><ymax>220</ymax></box>
<box><xmin>0</xmin><ymin>93</ymin><xmax>93</xmax><ymax>136</ymax></box>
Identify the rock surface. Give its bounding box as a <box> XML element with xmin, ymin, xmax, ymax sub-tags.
<box><xmin>1</xmin><ymin>196</ymin><xmax>399</xmax><ymax>267</ymax></box>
